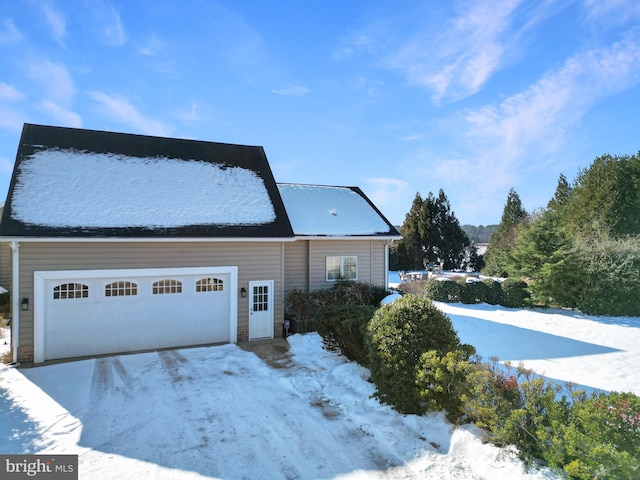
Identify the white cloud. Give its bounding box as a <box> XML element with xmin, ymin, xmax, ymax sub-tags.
<box><xmin>363</xmin><ymin>177</ymin><xmax>411</xmax><ymax>224</ymax></box>
<box><xmin>389</xmin><ymin>0</ymin><xmax>524</xmax><ymax>103</ymax></box>
<box><xmin>333</xmin><ymin>32</ymin><xmax>377</xmax><ymax>60</ymax></box>
<box><xmin>424</xmin><ymin>26</ymin><xmax>640</xmax><ymax>222</ymax></box>
<box><xmin>0</xmin><ymin>107</ymin><xmax>26</xmax><ymax>133</ymax></box>
<box><xmin>36</xmin><ymin>1</ymin><xmax>66</xmax><ymax>44</ymax></box>
<box><xmin>0</xmin><ymin>18</ymin><xmax>24</xmax><ymax>45</ymax></box>
<box><xmin>0</xmin><ymin>155</ymin><xmax>14</xmax><ymax>174</ymax></box>
<box><xmin>583</xmin><ymin>0</ymin><xmax>640</xmax><ymax>22</ymax></box>
<box><xmin>89</xmin><ymin>1</ymin><xmax>126</xmax><ymax>47</ymax></box>
<box><xmin>0</xmin><ymin>83</ymin><xmax>23</xmax><ymax>101</ymax></box>
<box><xmin>138</xmin><ymin>33</ymin><xmax>165</xmax><ymax>56</ymax></box>
<box><xmin>176</xmin><ymin>102</ymin><xmax>203</xmax><ymax>124</ymax></box>
<box><xmin>24</xmin><ymin>59</ymin><xmax>75</xmax><ymax>103</ymax></box>
<box><xmin>465</xmin><ymin>28</ymin><xmax>640</xmax><ymax>157</ymax></box>
<box><xmin>37</xmin><ymin>100</ymin><xmax>82</xmax><ymax>128</ymax></box>
<box><xmin>271</xmin><ymin>85</ymin><xmax>310</xmax><ymax>96</ymax></box>
<box><xmin>88</xmin><ymin>91</ymin><xmax>173</xmax><ymax>137</ymax></box>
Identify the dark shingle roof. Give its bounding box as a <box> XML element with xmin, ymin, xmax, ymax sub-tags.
<box><xmin>0</xmin><ymin>124</ymin><xmax>294</xmax><ymax>238</ymax></box>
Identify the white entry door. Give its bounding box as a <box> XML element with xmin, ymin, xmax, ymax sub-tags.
<box><xmin>248</xmin><ymin>280</ymin><xmax>274</xmax><ymax>340</ymax></box>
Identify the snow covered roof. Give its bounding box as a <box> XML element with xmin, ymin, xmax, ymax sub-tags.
<box><xmin>277</xmin><ymin>183</ymin><xmax>400</xmax><ymax>237</ymax></box>
<box><xmin>0</xmin><ymin>124</ymin><xmax>294</xmax><ymax>238</ymax></box>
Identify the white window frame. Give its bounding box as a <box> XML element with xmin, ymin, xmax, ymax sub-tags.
<box><xmin>105</xmin><ymin>280</ymin><xmax>138</xmax><ymax>297</ymax></box>
<box><xmin>152</xmin><ymin>279</ymin><xmax>183</xmax><ymax>295</ymax></box>
<box><xmin>196</xmin><ymin>277</ymin><xmax>224</xmax><ymax>293</ymax></box>
<box><xmin>52</xmin><ymin>282</ymin><xmax>89</xmax><ymax>300</ymax></box>
<box><xmin>326</xmin><ymin>255</ymin><xmax>358</xmax><ymax>282</ymax></box>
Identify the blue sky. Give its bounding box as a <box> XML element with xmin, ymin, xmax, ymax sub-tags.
<box><xmin>1</xmin><ymin>1</ymin><xmax>639</xmax><ymax>226</ymax></box>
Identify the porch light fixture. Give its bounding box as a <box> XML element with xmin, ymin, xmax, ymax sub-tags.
<box><xmin>21</xmin><ymin>298</ymin><xmax>29</xmax><ymax>311</ymax></box>
<box><xmin>241</xmin><ymin>287</ymin><xmax>247</xmax><ymax>298</ymax></box>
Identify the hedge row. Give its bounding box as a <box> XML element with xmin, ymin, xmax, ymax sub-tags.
<box><xmin>424</xmin><ymin>278</ymin><xmax>530</xmax><ymax>308</ymax></box>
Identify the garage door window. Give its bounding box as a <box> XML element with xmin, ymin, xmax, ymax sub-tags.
<box><xmin>105</xmin><ymin>281</ymin><xmax>138</xmax><ymax>297</ymax></box>
<box><xmin>153</xmin><ymin>279</ymin><xmax>182</xmax><ymax>294</ymax></box>
<box><xmin>53</xmin><ymin>283</ymin><xmax>89</xmax><ymax>300</ymax></box>
<box><xmin>196</xmin><ymin>277</ymin><xmax>224</xmax><ymax>292</ymax></box>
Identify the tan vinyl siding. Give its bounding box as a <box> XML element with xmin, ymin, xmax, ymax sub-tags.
<box><xmin>16</xmin><ymin>241</ymin><xmax>286</xmax><ymax>349</ymax></box>
<box><xmin>0</xmin><ymin>242</ymin><xmax>10</xmax><ymax>290</ymax></box>
<box><xmin>308</xmin><ymin>239</ymin><xmax>389</xmax><ymax>291</ymax></box>
<box><xmin>284</xmin><ymin>240</ymin><xmax>309</xmax><ymax>292</ymax></box>
<box><xmin>370</xmin><ymin>240</ymin><xmax>387</xmax><ymax>287</ymax></box>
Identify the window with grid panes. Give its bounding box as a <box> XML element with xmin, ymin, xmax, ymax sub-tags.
<box><xmin>152</xmin><ymin>279</ymin><xmax>182</xmax><ymax>294</ymax></box>
<box><xmin>196</xmin><ymin>277</ymin><xmax>224</xmax><ymax>292</ymax></box>
<box><xmin>253</xmin><ymin>285</ymin><xmax>269</xmax><ymax>311</ymax></box>
<box><xmin>105</xmin><ymin>281</ymin><xmax>138</xmax><ymax>297</ymax></box>
<box><xmin>53</xmin><ymin>283</ymin><xmax>89</xmax><ymax>299</ymax></box>
<box><xmin>326</xmin><ymin>256</ymin><xmax>358</xmax><ymax>281</ymax></box>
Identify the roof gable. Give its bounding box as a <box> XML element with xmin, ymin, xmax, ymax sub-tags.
<box><xmin>0</xmin><ymin>124</ymin><xmax>294</xmax><ymax>238</ymax></box>
<box><xmin>277</xmin><ymin>183</ymin><xmax>400</xmax><ymax>237</ymax></box>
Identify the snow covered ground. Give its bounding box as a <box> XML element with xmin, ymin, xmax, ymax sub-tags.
<box><xmin>437</xmin><ymin>302</ymin><xmax>640</xmax><ymax>396</ymax></box>
<box><xmin>1</xmin><ymin>301</ymin><xmax>638</xmax><ymax>479</ymax></box>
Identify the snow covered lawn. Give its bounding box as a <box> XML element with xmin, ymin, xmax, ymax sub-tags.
<box><xmin>437</xmin><ymin>302</ymin><xmax>640</xmax><ymax>396</ymax></box>
<box><xmin>1</xmin><ymin>302</ymin><xmax>638</xmax><ymax>479</ymax></box>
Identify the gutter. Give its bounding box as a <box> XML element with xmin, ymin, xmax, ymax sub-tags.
<box><xmin>0</xmin><ymin>236</ymin><xmax>297</xmax><ymax>243</ymax></box>
<box><xmin>10</xmin><ymin>241</ymin><xmax>19</xmax><ymax>365</ymax></box>
<box><xmin>385</xmin><ymin>239</ymin><xmax>396</xmax><ymax>290</ymax></box>
<box><xmin>293</xmin><ymin>235</ymin><xmax>403</xmax><ymax>241</ymax></box>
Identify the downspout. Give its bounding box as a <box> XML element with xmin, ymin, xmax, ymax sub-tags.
<box><xmin>385</xmin><ymin>240</ymin><xmax>392</xmax><ymax>290</ymax></box>
<box><xmin>10</xmin><ymin>241</ymin><xmax>19</xmax><ymax>365</ymax></box>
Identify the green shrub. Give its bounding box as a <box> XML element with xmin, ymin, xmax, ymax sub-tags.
<box><xmin>499</xmin><ymin>278</ymin><xmax>530</xmax><ymax>308</ymax></box>
<box><xmin>569</xmin><ymin>235</ymin><xmax>640</xmax><ymax>316</ymax></box>
<box><xmin>482</xmin><ymin>279</ymin><xmax>503</xmax><ymax>305</ymax></box>
<box><xmin>315</xmin><ymin>304</ymin><xmax>376</xmax><ymax>365</ymax></box>
<box><xmin>284</xmin><ymin>288</ymin><xmax>315</xmax><ymax>333</ymax></box>
<box><xmin>457</xmin><ymin>280</ymin><xmax>490</xmax><ymax>304</ymax></box>
<box><xmin>365</xmin><ymin>295</ymin><xmax>461</xmax><ymax>414</ymax></box>
<box><xmin>415</xmin><ymin>349</ymin><xmax>478</xmax><ymax>422</ymax></box>
<box><xmin>424</xmin><ymin>278</ymin><xmax>460</xmax><ymax>302</ymax></box>
<box><xmin>494</xmin><ymin>377</ymin><xmax>570</xmax><ymax>463</ymax></box>
<box><xmin>285</xmin><ymin>281</ymin><xmax>389</xmax><ymax>333</ymax></box>
<box><xmin>462</xmin><ymin>360</ymin><xmax>524</xmax><ymax>433</ymax></box>
<box><xmin>312</xmin><ymin>279</ymin><xmax>389</xmax><ymax>308</ymax></box>
<box><xmin>549</xmin><ymin>391</ymin><xmax>640</xmax><ymax>479</ymax></box>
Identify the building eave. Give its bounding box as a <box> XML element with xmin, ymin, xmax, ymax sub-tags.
<box><xmin>0</xmin><ymin>236</ymin><xmax>297</xmax><ymax>243</ymax></box>
<box><xmin>292</xmin><ymin>235</ymin><xmax>402</xmax><ymax>241</ymax></box>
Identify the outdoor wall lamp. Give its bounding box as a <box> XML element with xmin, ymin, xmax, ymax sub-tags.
<box><xmin>241</xmin><ymin>287</ymin><xmax>247</xmax><ymax>298</ymax></box>
<box><xmin>21</xmin><ymin>297</ymin><xmax>29</xmax><ymax>311</ymax></box>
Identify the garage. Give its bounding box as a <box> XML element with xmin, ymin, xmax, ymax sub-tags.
<box><xmin>33</xmin><ymin>266</ymin><xmax>238</xmax><ymax>363</ymax></box>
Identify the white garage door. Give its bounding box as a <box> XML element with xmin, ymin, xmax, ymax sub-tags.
<box><xmin>34</xmin><ymin>266</ymin><xmax>238</xmax><ymax>362</ymax></box>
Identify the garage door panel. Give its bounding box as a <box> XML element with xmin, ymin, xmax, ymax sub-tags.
<box><xmin>40</xmin><ymin>268</ymin><xmax>235</xmax><ymax>361</ymax></box>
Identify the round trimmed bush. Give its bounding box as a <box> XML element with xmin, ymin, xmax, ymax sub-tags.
<box><xmin>424</xmin><ymin>278</ymin><xmax>460</xmax><ymax>302</ymax></box>
<box><xmin>482</xmin><ymin>279</ymin><xmax>503</xmax><ymax>305</ymax></box>
<box><xmin>457</xmin><ymin>280</ymin><xmax>490</xmax><ymax>304</ymax></box>
<box><xmin>500</xmin><ymin>278</ymin><xmax>530</xmax><ymax>308</ymax></box>
<box><xmin>365</xmin><ymin>294</ymin><xmax>461</xmax><ymax>414</ymax></box>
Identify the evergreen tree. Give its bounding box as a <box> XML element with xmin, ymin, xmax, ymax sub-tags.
<box><xmin>396</xmin><ymin>193</ymin><xmax>427</xmax><ymax>270</ymax></box>
<box><xmin>482</xmin><ymin>188</ymin><xmax>527</xmax><ymax>277</ymax></box>
<box><xmin>547</xmin><ymin>173</ymin><xmax>570</xmax><ymax>210</ymax></box>
<box><xmin>396</xmin><ymin>190</ymin><xmax>471</xmax><ymax>270</ymax></box>
<box><xmin>563</xmin><ymin>152</ymin><xmax>640</xmax><ymax>236</ymax></box>
<box><xmin>432</xmin><ymin>189</ymin><xmax>472</xmax><ymax>270</ymax></box>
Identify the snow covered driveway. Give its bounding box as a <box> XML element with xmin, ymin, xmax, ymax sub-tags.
<box><xmin>0</xmin><ymin>332</ymin><xmax>550</xmax><ymax>479</ymax></box>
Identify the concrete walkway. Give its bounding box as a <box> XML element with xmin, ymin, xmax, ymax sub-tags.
<box><xmin>237</xmin><ymin>337</ymin><xmax>295</xmax><ymax>369</ymax></box>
